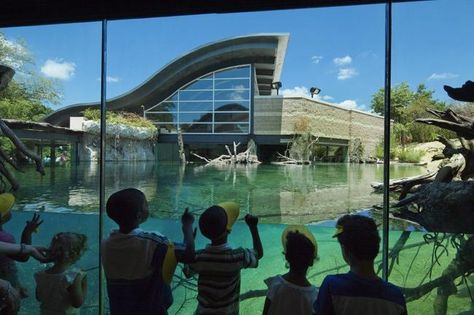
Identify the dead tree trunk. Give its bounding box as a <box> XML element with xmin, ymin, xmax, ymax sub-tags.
<box><xmin>0</xmin><ymin>65</ymin><xmax>45</xmax><ymax>191</ymax></box>
<box><xmin>191</xmin><ymin>140</ymin><xmax>260</xmax><ymax>166</ymax></box>
<box><xmin>177</xmin><ymin>128</ymin><xmax>186</xmax><ymax>164</ymax></box>
<box><xmin>381</xmin><ymin>81</ymin><xmax>474</xmax><ymax>315</ymax></box>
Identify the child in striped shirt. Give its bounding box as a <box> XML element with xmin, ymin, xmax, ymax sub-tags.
<box><xmin>184</xmin><ymin>202</ymin><xmax>263</xmax><ymax>315</ymax></box>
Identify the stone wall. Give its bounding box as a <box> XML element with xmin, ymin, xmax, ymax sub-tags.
<box><xmin>77</xmin><ymin>120</ymin><xmax>157</xmax><ymax>161</ymax></box>
<box><xmin>254</xmin><ymin>96</ymin><xmax>384</xmax><ymax>159</ymax></box>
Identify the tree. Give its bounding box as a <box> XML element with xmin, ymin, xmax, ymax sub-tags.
<box><xmin>0</xmin><ymin>32</ymin><xmax>58</xmax><ymax>122</ymax></box>
<box><xmin>371</xmin><ymin>83</ymin><xmax>454</xmax><ymax>143</ymax></box>
<box><xmin>371</xmin><ymin>82</ymin><xmax>414</xmax><ymax>123</ymax></box>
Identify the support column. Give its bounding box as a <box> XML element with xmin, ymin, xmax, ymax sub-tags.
<box><xmin>50</xmin><ymin>143</ymin><xmax>56</xmax><ymax>167</ymax></box>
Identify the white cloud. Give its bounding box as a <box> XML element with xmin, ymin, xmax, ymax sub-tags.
<box><xmin>311</xmin><ymin>55</ymin><xmax>323</xmax><ymax>64</ymax></box>
<box><xmin>280</xmin><ymin>86</ymin><xmax>333</xmax><ymax>101</ymax></box>
<box><xmin>333</xmin><ymin>55</ymin><xmax>352</xmax><ymax>66</ymax></box>
<box><xmin>41</xmin><ymin>59</ymin><xmax>76</xmax><ymax>80</ymax></box>
<box><xmin>280</xmin><ymin>86</ymin><xmax>310</xmax><ymax>97</ymax></box>
<box><xmin>427</xmin><ymin>72</ymin><xmax>459</xmax><ymax>81</ymax></box>
<box><xmin>230</xmin><ymin>90</ymin><xmax>246</xmax><ymax>101</ymax></box>
<box><xmin>337</xmin><ymin>68</ymin><xmax>358</xmax><ymax>80</ymax></box>
<box><xmin>96</xmin><ymin>76</ymin><xmax>121</xmax><ymax>83</ymax></box>
<box><xmin>106</xmin><ymin>76</ymin><xmax>120</xmax><ymax>83</ymax></box>
<box><xmin>338</xmin><ymin>99</ymin><xmax>358</xmax><ymax>109</ymax></box>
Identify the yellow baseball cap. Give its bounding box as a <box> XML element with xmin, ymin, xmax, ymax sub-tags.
<box><xmin>218</xmin><ymin>201</ymin><xmax>240</xmax><ymax>232</ymax></box>
<box><xmin>282</xmin><ymin>225</ymin><xmax>318</xmax><ymax>257</ymax></box>
<box><xmin>0</xmin><ymin>193</ymin><xmax>15</xmax><ymax>218</ymax></box>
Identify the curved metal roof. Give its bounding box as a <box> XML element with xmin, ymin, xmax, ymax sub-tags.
<box><xmin>44</xmin><ymin>33</ymin><xmax>289</xmax><ymax>126</ymax></box>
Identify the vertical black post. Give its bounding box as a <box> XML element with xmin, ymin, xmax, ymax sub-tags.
<box><xmin>99</xmin><ymin>19</ymin><xmax>107</xmax><ymax>314</ymax></box>
<box><xmin>382</xmin><ymin>0</ymin><xmax>392</xmax><ymax>282</ymax></box>
<box><xmin>50</xmin><ymin>143</ymin><xmax>56</xmax><ymax>167</ymax></box>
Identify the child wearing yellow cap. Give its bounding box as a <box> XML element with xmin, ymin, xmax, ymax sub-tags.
<box><xmin>184</xmin><ymin>202</ymin><xmax>263</xmax><ymax>315</ymax></box>
<box><xmin>0</xmin><ymin>193</ymin><xmax>43</xmax><ymax>298</ymax></box>
<box><xmin>263</xmin><ymin>225</ymin><xmax>318</xmax><ymax>315</ymax></box>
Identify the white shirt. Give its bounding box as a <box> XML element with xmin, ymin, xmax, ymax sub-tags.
<box><xmin>266</xmin><ymin>275</ymin><xmax>318</xmax><ymax>315</ymax></box>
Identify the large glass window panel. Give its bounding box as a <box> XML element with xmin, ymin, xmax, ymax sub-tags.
<box><xmin>106</xmin><ymin>4</ymin><xmax>386</xmax><ymax>314</ymax></box>
<box><xmin>182</xmin><ymin>79</ymin><xmax>213</xmax><ymax>90</ymax></box>
<box><xmin>214</xmin><ymin>112</ymin><xmax>249</xmax><ymax>122</ymax></box>
<box><xmin>147</xmin><ymin>102</ymin><xmax>177</xmax><ymax>112</ymax></box>
<box><xmin>0</xmin><ymin>22</ymin><xmax>102</xmax><ymax>313</ymax></box>
<box><xmin>178</xmin><ymin>112</ymin><xmax>213</xmax><ymax>123</ymax></box>
<box><xmin>214</xmin><ymin>123</ymin><xmax>249</xmax><ymax>133</ymax></box>
<box><xmin>155</xmin><ymin>123</ymin><xmax>177</xmax><ymax>132</ymax></box>
<box><xmin>179</xmin><ymin>90</ymin><xmax>213</xmax><ymax>101</ymax></box>
<box><xmin>214</xmin><ymin>78</ymin><xmax>250</xmax><ymax>90</ymax></box>
<box><xmin>145</xmin><ymin>112</ymin><xmax>177</xmax><ymax>123</ymax></box>
<box><xmin>215</xmin><ymin>100</ymin><xmax>250</xmax><ymax>111</ymax></box>
<box><xmin>214</xmin><ymin>90</ymin><xmax>249</xmax><ymax>101</ymax></box>
<box><xmin>163</xmin><ymin>92</ymin><xmax>178</xmax><ymax>102</ymax></box>
<box><xmin>389</xmin><ymin>1</ymin><xmax>474</xmax><ymax>314</ymax></box>
<box><xmin>215</xmin><ymin>66</ymin><xmax>250</xmax><ymax>79</ymax></box>
<box><xmin>180</xmin><ymin>123</ymin><xmax>213</xmax><ymax>133</ymax></box>
<box><xmin>178</xmin><ymin>101</ymin><xmax>213</xmax><ymax>111</ymax></box>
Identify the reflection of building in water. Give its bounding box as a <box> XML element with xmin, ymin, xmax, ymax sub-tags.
<box><xmin>250</xmin><ymin>164</ymin><xmax>384</xmax><ymax>224</ymax></box>
<box><xmin>45</xmin><ymin>34</ymin><xmax>384</xmax><ymax>162</ymax></box>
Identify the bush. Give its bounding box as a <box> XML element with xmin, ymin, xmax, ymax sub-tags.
<box><xmin>82</xmin><ymin>109</ymin><xmax>156</xmax><ymax>129</ymax></box>
<box><xmin>398</xmin><ymin>147</ymin><xmax>423</xmax><ymax>163</ymax></box>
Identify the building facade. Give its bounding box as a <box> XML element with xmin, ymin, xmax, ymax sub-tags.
<box><xmin>44</xmin><ymin>34</ymin><xmax>384</xmax><ymax>161</ymax></box>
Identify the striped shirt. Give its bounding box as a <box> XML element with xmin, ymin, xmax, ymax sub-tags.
<box><xmin>186</xmin><ymin>243</ymin><xmax>258</xmax><ymax>315</ymax></box>
<box><xmin>314</xmin><ymin>272</ymin><xmax>407</xmax><ymax>315</ymax></box>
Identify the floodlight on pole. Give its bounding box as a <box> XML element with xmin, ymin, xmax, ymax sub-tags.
<box><xmin>310</xmin><ymin>87</ymin><xmax>321</xmax><ymax>98</ymax></box>
<box><xmin>271</xmin><ymin>81</ymin><xmax>282</xmax><ymax>95</ymax></box>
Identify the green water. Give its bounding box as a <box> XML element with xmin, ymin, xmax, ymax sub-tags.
<box><xmin>13</xmin><ymin>162</ymin><xmax>424</xmax><ymax>224</ymax></box>
<box><xmin>7</xmin><ymin>162</ymin><xmax>473</xmax><ymax>314</ymax></box>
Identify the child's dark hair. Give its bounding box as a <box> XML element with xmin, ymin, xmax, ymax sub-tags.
<box><xmin>199</xmin><ymin>206</ymin><xmax>227</xmax><ymax>240</ymax></box>
<box><xmin>336</xmin><ymin>215</ymin><xmax>380</xmax><ymax>261</ymax></box>
<box><xmin>285</xmin><ymin>231</ymin><xmax>316</xmax><ymax>273</ymax></box>
<box><xmin>106</xmin><ymin>188</ymin><xmax>147</xmax><ymax>226</ymax></box>
<box><xmin>49</xmin><ymin>232</ymin><xmax>87</xmax><ymax>264</ymax></box>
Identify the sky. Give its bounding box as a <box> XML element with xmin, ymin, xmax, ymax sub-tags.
<box><xmin>0</xmin><ymin>0</ymin><xmax>473</xmax><ymax>112</ymax></box>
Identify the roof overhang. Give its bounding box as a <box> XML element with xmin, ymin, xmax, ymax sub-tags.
<box><xmin>0</xmin><ymin>0</ymin><xmax>427</xmax><ymax>28</ymax></box>
<box><xmin>44</xmin><ymin>34</ymin><xmax>289</xmax><ymax>126</ymax></box>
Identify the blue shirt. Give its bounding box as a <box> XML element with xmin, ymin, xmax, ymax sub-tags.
<box><xmin>314</xmin><ymin>271</ymin><xmax>407</xmax><ymax>315</ymax></box>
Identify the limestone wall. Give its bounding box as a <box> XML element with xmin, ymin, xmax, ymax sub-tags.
<box><xmin>349</xmin><ymin>110</ymin><xmax>384</xmax><ymax>159</ymax></box>
<box><xmin>77</xmin><ymin>120</ymin><xmax>157</xmax><ymax>161</ymax></box>
<box><xmin>254</xmin><ymin>96</ymin><xmax>384</xmax><ymax>159</ymax></box>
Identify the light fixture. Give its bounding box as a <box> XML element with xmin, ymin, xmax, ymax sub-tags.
<box><xmin>271</xmin><ymin>81</ymin><xmax>282</xmax><ymax>95</ymax></box>
<box><xmin>310</xmin><ymin>87</ymin><xmax>321</xmax><ymax>98</ymax></box>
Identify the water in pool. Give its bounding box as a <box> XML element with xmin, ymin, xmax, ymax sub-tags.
<box><xmin>5</xmin><ymin>162</ymin><xmax>473</xmax><ymax>314</ymax></box>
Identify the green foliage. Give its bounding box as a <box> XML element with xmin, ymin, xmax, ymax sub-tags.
<box><xmin>82</xmin><ymin>108</ymin><xmax>156</xmax><ymax>130</ymax></box>
<box><xmin>398</xmin><ymin>147</ymin><xmax>423</xmax><ymax>163</ymax></box>
<box><xmin>371</xmin><ymin>83</ymin><xmax>455</xmax><ymax>143</ymax></box>
<box><xmin>0</xmin><ymin>32</ymin><xmax>59</xmax><ymax>121</ymax></box>
<box><xmin>372</xmin><ymin>82</ymin><xmax>414</xmax><ymax>123</ymax></box>
<box><xmin>375</xmin><ymin>132</ymin><xmax>399</xmax><ymax>160</ymax></box>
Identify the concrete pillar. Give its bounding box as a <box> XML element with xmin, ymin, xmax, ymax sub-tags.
<box><xmin>50</xmin><ymin>143</ymin><xmax>56</xmax><ymax>167</ymax></box>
